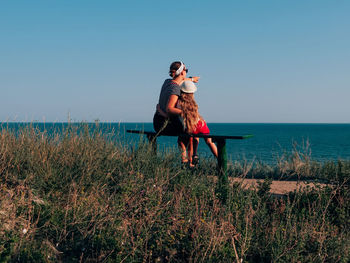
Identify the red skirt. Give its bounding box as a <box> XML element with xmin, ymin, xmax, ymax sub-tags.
<box><xmin>193</xmin><ymin>119</ymin><xmax>210</xmax><ymax>134</ymax></box>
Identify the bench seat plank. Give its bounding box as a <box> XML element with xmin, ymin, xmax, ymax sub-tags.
<box><xmin>126</xmin><ymin>130</ymin><xmax>253</xmax><ymax>140</ymax></box>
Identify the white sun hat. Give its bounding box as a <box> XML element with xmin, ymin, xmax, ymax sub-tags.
<box><xmin>180</xmin><ymin>80</ymin><xmax>197</xmax><ymax>93</ymax></box>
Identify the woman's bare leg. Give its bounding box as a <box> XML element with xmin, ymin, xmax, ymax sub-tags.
<box><xmin>205</xmin><ymin>138</ymin><xmax>218</xmax><ymax>158</ymax></box>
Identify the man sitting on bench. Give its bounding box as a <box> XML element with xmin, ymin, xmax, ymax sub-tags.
<box><xmin>153</xmin><ymin>61</ymin><xmax>200</xmax><ymax>165</ymax></box>
<box><xmin>157</xmin><ymin>80</ymin><xmax>217</xmax><ymax>167</ymax></box>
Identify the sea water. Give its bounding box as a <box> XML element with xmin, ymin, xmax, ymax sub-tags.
<box><xmin>2</xmin><ymin>122</ymin><xmax>350</xmax><ymax>164</ymax></box>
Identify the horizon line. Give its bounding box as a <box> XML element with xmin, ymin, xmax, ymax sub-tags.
<box><xmin>1</xmin><ymin>121</ymin><xmax>350</xmax><ymax>125</ymax></box>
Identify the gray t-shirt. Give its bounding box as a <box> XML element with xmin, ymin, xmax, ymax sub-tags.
<box><xmin>158</xmin><ymin>79</ymin><xmax>181</xmax><ymax>113</ymax></box>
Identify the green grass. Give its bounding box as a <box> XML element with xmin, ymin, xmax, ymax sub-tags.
<box><xmin>0</xmin><ymin>124</ymin><xmax>349</xmax><ymax>262</ymax></box>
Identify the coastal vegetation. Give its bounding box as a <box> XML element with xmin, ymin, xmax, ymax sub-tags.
<box><xmin>0</xmin><ymin>124</ymin><xmax>349</xmax><ymax>262</ymax></box>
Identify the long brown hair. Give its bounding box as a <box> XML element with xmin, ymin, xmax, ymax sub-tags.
<box><xmin>178</xmin><ymin>93</ymin><xmax>201</xmax><ymax>133</ymax></box>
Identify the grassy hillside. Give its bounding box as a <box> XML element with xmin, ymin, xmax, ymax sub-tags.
<box><xmin>0</xmin><ymin>125</ymin><xmax>349</xmax><ymax>262</ymax></box>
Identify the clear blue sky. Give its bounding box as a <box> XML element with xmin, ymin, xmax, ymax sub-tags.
<box><xmin>1</xmin><ymin>0</ymin><xmax>349</xmax><ymax>123</ymax></box>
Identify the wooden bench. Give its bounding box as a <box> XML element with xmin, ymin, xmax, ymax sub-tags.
<box><xmin>127</xmin><ymin>129</ymin><xmax>253</xmax><ymax>202</ymax></box>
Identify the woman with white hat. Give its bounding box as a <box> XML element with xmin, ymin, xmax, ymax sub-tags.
<box><xmin>177</xmin><ymin>80</ymin><xmax>218</xmax><ymax>166</ymax></box>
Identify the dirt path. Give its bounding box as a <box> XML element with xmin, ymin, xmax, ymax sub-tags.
<box><xmin>210</xmin><ymin>177</ymin><xmax>327</xmax><ymax>195</ymax></box>
<box><xmin>233</xmin><ymin>178</ymin><xmax>328</xmax><ymax>195</ymax></box>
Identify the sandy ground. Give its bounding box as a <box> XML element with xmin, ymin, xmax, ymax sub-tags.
<box><xmin>210</xmin><ymin>177</ymin><xmax>327</xmax><ymax>195</ymax></box>
<box><xmin>234</xmin><ymin>178</ymin><xmax>328</xmax><ymax>195</ymax></box>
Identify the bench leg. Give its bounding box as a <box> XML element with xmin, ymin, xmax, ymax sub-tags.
<box><xmin>146</xmin><ymin>134</ymin><xmax>157</xmax><ymax>154</ymax></box>
<box><xmin>216</xmin><ymin>138</ymin><xmax>228</xmax><ymax>203</ymax></box>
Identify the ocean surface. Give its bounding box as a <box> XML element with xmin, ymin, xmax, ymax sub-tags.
<box><xmin>1</xmin><ymin>122</ymin><xmax>350</xmax><ymax>164</ymax></box>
